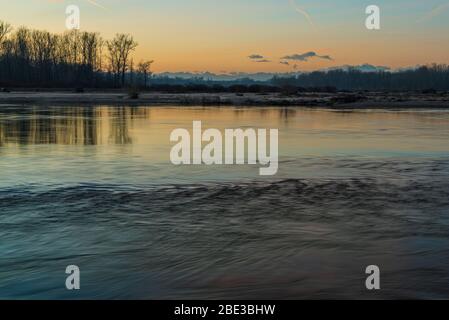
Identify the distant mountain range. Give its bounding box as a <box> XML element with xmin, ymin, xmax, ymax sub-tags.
<box><xmin>323</xmin><ymin>64</ymin><xmax>391</xmax><ymax>72</ymax></box>
<box><xmin>154</xmin><ymin>64</ymin><xmax>420</xmax><ymax>81</ymax></box>
<box><xmin>155</xmin><ymin>72</ymin><xmax>297</xmax><ymax>82</ymax></box>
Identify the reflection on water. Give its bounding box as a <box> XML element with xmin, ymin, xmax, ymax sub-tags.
<box><xmin>0</xmin><ymin>106</ymin><xmax>300</xmax><ymax>146</ymax></box>
<box><xmin>1</xmin><ymin>105</ymin><xmax>449</xmax><ymax>299</ymax></box>
<box><xmin>0</xmin><ymin>106</ymin><xmax>153</xmax><ymax>146</ymax></box>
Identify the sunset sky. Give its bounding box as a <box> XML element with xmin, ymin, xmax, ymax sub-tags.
<box><xmin>1</xmin><ymin>0</ymin><xmax>449</xmax><ymax>73</ymax></box>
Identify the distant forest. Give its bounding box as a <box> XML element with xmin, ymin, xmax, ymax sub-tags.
<box><xmin>1</xmin><ymin>21</ymin><xmax>449</xmax><ymax>92</ymax></box>
<box><xmin>271</xmin><ymin>64</ymin><xmax>449</xmax><ymax>92</ymax></box>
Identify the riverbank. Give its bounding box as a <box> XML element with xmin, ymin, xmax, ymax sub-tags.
<box><xmin>1</xmin><ymin>91</ymin><xmax>449</xmax><ymax>108</ymax></box>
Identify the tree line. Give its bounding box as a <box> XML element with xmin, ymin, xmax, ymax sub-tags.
<box><xmin>131</xmin><ymin>65</ymin><xmax>449</xmax><ymax>93</ymax></box>
<box><xmin>271</xmin><ymin>64</ymin><xmax>449</xmax><ymax>91</ymax></box>
<box><xmin>0</xmin><ymin>21</ymin><xmax>153</xmax><ymax>88</ymax></box>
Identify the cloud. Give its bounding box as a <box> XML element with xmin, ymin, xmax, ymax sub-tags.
<box><xmin>248</xmin><ymin>54</ymin><xmax>265</xmax><ymax>60</ymax></box>
<box><xmin>418</xmin><ymin>3</ymin><xmax>449</xmax><ymax>22</ymax></box>
<box><xmin>282</xmin><ymin>51</ymin><xmax>333</xmax><ymax>62</ymax></box>
<box><xmin>248</xmin><ymin>54</ymin><xmax>271</xmax><ymax>63</ymax></box>
<box><xmin>280</xmin><ymin>61</ymin><xmax>290</xmax><ymax>66</ymax></box>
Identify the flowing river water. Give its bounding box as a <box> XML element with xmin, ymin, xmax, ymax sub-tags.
<box><xmin>1</xmin><ymin>105</ymin><xmax>449</xmax><ymax>299</ymax></box>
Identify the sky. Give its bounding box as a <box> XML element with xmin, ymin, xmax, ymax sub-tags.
<box><xmin>1</xmin><ymin>0</ymin><xmax>449</xmax><ymax>73</ymax></box>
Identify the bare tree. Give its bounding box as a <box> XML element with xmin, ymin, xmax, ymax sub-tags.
<box><xmin>1</xmin><ymin>21</ymin><xmax>143</xmax><ymax>89</ymax></box>
<box><xmin>107</xmin><ymin>34</ymin><xmax>137</xmax><ymax>87</ymax></box>
<box><xmin>129</xmin><ymin>58</ymin><xmax>134</xmax><ymax>85</ymax></box>
<box><xmin>0</xmin><ymin>21</ymin><xmax>11</xmax><ymax>45</ymax></box>
<box><xmin>138</xmin><ymin>60</ymin><xmax>154</xmax><ymax>87</ymax></box>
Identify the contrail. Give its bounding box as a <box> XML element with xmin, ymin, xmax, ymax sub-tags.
<box><xmin>289</xmin><ymin>0</ymin><xmax>314</xmax><ymax>27</ymax></box>
<box><xmin>44</xmin><ymin>0</ymin><xmax>106</xmax><ymax>10</ymax></box>
<box><xmin>85</xmin><ymin>0</ymin><xmax>106</xmax><ymax>9</ymax></box>
<box><xmin>418</xmin><ymin>2</ymin><xmax>449</xmax><ymax>22</ymax></box>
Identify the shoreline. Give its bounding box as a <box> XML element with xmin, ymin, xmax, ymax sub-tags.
<box><xmin>1</xmin><ymin>91</ymin><xmax>449</xmax><ymax>109</ymax></box>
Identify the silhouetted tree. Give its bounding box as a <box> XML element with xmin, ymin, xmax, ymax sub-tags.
<box><xmin>0</xmin><ymin>21</ymin><xmax>11</xmax><ymax>44</ymax></box>
<box><xmin>107</xmin><ymin>34</ymin><xmax>138</xmax><ymax>87</ymax></box>
<box><xmin>0</xmin><ymin>21</ymin><xmax>152</xmax><ymax>88</ymax></box>
<box><xmin>137</xmin><ymin>60</ymin><xmax>153</xmax><ymax>87</ymax></box>
<box><xmin>271</xmin><ymin>65</ymin><xmax>449</xmax><ymax>91</ymax></box>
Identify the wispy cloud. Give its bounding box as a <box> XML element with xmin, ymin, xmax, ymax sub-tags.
<box><xmin>289</xmin><ymin>0</ymin><xmax>314</xmax><ymax>27</ymax></box>
<box><xmin>248</xmin><ymin>54</ymin><xmax>271</xmax><ymax>63</ymax></box>
<box><xmin>45</xmin><ymin>0</ymin><xmax>106</xmax><ymax>10</ymax></box>
<box><xmin>282</xmin><ymin>51</ymin><xmax>333</xmax><ymax>62</ymax></box>
<box><xmin>86</xmin><ymin>0</ymin><xmax>106</xmax><ymax>9</ymax></box>
<box><xmin>248</xmin><ymin>54</ymin><xmax>265</xmax><ymax>60</ymax></box>
<box><xmin>418</xmin><ymin>2</ymin><xmax>449</xmax><ymax>22</ymax></box>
